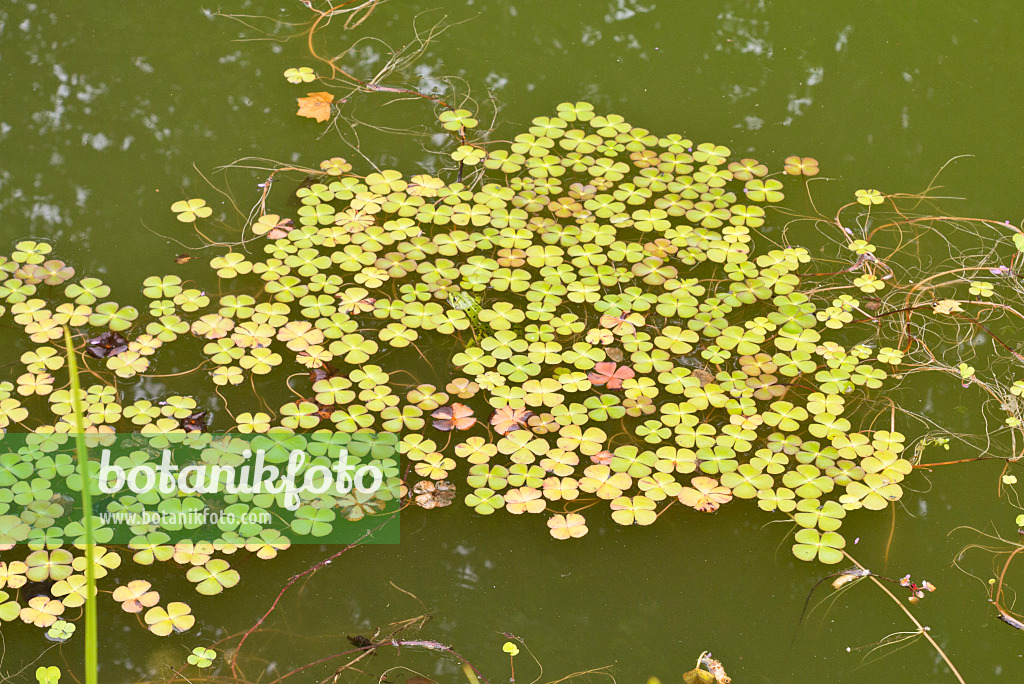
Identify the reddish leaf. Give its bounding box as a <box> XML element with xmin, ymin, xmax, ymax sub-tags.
<box><xmin>265</xmin><ymin>217</ymin><xmax>295</xmax><ymax>240</ymax></box>
<box><xmin>587</xmin><ymin>362</ymin><xmax>635</xmax><ymax>389</ymax></box>
<box><xmin>490</xmin><ymin>407</ymin><xmax>533</xmax><ymax>435</ymax></box>
<box><xmin>296</xmin><ymin>92</ymin><xmax>335</xmax><ymax>122</ymax></box>
<box><xmin>432</xmin><ymin>403</ymin><xmax>477</xmax><ymax>431</ymax></box>
<box><xmin>315</xmin><ymin>402</ymin><xmax>335</xmax><ymax>421</ymax></box>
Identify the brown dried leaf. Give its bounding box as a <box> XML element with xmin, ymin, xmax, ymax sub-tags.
<box><xmin>296</xmin><ymin>92</ymin><xmax>335</xmax><ymax>123</ymax></box>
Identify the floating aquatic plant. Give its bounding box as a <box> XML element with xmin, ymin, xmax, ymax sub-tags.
<box><xmin>112</xmin><ymin>580</ymin><xmax>160</xmax><ymax>613</ymax></box>
<box><xmin>187</xmin><ymin>646</ymin><xmax>217</xmax><ymax>668</ymax></box>
<box><xmin>144</xmin><ymin>601</ymin><xmax>195</xmax><ymax>636</ymax></box>
<box><xmin>171</xmin><ymin>199</ymin><xmax>213</xmax><ymax>223</ymax></box>
<box><xmin>9</xmin><ymin>98</ymin><xmax>1014</xmax><ymax>656</ymax></box>
<box><xmin>283</xmin><ymin>66</ymin><xmax>316</xmax><ymax>84</ymax></box>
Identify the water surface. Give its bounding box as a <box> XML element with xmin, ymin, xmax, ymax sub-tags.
<box><xmin>1</xmin><ymin>1</ymin><xmax>1022</xmax><ymax>681</ymax></box>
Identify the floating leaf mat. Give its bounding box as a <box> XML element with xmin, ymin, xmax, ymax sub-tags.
<box><xmin>0</xmin><ymin>102</ymin><xmax>925</xmax><ymax>638</ymax></box>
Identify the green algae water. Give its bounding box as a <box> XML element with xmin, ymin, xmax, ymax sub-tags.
<box><xmin>2</xmin><ymin>1</ymin><xmax>1024</xmax><ymax>682</ymax></box>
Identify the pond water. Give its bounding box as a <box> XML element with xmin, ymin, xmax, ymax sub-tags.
<box><xmin>2</xmin><ymin>1</ymin><xmax>1023</xmax><ymax>682</ymax></box>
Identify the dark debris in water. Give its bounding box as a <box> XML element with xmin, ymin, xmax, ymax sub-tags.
<box><xmin>179</xmin><ymin>411</ymin><xmax>209</xmax><ymax>433</ymax></box>
<box><xmin>85</xmin><ymin>331</ymin><xmax>129</xmax><ymax>358</ymax></box>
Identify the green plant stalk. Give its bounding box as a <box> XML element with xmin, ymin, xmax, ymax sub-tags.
<box><xmin>461</xmin><ymin>663</ymin><xmax>481</xmax><ymax>684</ymax></box>
<box><xmin>64</xmin><ymin>326</ymin><xmax>97</xmax><ymax>684</ymax></box>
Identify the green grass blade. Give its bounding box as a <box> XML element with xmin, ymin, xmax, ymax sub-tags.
<box><xmin>64</xmin><ymin>325</ymin><xmax>97</xmax><ymax>684</ymax></box>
